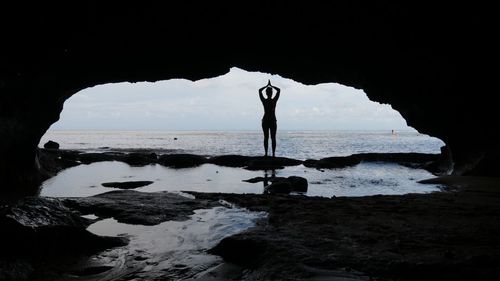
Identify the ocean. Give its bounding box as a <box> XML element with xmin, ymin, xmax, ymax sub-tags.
<box><xmin>40</xmin><ymin>130</ymin><xmax>445</xmax><ymax>198</ymax></box>
<box><xmin>39</xmin><ymin>130</ymin><xmax>444</xmax><ymax>160</ymax></box>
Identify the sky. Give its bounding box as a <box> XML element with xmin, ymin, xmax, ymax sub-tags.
<box><xmin>49</xmin><ymin>67</ymin><xmax>415</xmax><ymax>131</ymax></box>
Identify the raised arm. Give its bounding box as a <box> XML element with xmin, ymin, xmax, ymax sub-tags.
<box><xmin>258</xmin><ymin>85</ymin><xmax>267</xmax><ymax>101</ymax></box>
<box><xmin>272</xmin><ymin>85</ymin><xmax>280</xmax><ymax>101</ymax></box>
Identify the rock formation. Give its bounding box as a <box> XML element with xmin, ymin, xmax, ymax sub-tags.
<box><xmin>1</xmin><ymin>3</ymin><xmax>499</xmax><ymax>192</ymax></box>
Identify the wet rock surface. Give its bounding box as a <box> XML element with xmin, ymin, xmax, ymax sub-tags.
<box><xmin>0</xmin><ymin>196</ymin><xmax>127</xmax><ymax>257</ymax></box>
<box><xmin>64</xmin><ymin>190</ymin><xmax>220</xmax><ymax>225</ymax></box>
<box><xmin>2</xmin><ymin>175</ymin><xmax>500</xmax><ymax>280</ymax></box>
<box><xmin>101</xmin><ymin>180</ymin><xmax>154</xmax><ymax>189</ymax></box>
<box><xmin>192</xmin><ymin>182</ymin><xmax>500</xmax><ymax>281</ymax></box>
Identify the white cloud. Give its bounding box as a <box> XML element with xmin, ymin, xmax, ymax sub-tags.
<box><xmin>50</xmin><ymin>67</ymin><xmax>413</xmax><ymax>131</ymax></box>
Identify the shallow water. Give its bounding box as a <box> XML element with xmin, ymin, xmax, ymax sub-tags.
<box><xmin>41</xmin><ymin>161</ymin><xmax>441</xmax><ymax>198</ymax></box>
<box><xmin>75</xmin><ymin>207</ymin><xmax>266</xmax><ymax>280</ymax></box>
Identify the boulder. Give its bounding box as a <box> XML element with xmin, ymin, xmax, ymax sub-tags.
<box><xmin>286</xmin><ymin>176</ymin><xmax>308</xmax><ymax>192</ymax></box>
<box><xmin>265</xmin><ymin>181</ymin><xmax>292</xmax><ymax>194</ymax></box>
<box><xmin>43</xmin><ymin>140</ymin><xmax>60</xmax><ymax>150</ymax></box>
<box><xmin>264</xmin><ymin>176</ymin><xmax>308</xmax><ymax>194</ymax></box>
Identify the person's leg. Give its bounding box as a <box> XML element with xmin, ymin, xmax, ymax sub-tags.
<box><xmin>270</xmin><ymin>121</ymin><xmax>277</xmax><ymax>157</ymax></box>
<box><xmin>262</xmin><ymin>121</ymin><xmax>269</xmax><ymax>156</ymax></box>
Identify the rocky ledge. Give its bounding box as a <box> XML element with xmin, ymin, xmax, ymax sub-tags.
<box><xmin>2</xmin><ymin>177</ymin><xmax>500</xmax><ymax>280</ymax></box>
<box><xmin>63</xmin><ymin>190</ymin><xmax>220</xmax><ymax>225</ymax></box>
<box><xmin>0</xmin><ymin>190</ymin><xmax>224</xmax><ymax>280</ymax></box>
<box><xmin>191</xmin><ymin>178</ymin><xmax>500</xmax><ymax>281</ymax></box>
<box><xmin>0</xmin><ymin>196</ymin><xmax>127</xmax><ymax>258</ymax></box>
<box><xmin>39</xmin><ymin>149</ymin><xmax>444</xmax><ymax>175</ymax></box>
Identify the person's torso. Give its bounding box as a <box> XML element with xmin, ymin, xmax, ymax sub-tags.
<box><xmin>262</xmin><ymin>99</ymin><xmax>277</xmax><ymax>120</ymax></box>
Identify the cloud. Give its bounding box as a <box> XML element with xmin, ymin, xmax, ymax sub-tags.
<box><xmin>51</xmin><ymin>67</ymin><xmax>413</xmax><ymax>131</ymax></box>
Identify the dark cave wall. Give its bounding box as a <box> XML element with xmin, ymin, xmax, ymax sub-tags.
<box><xmin>1</xmin><ymin>2</ymin><xmax>499</xmax><ymax>190</ymax></box>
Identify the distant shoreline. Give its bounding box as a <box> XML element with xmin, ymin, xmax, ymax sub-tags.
<box><xmin>45</xmin><ymin>129</ymin><xmax>419</xmax><ymax>133</ymax></box>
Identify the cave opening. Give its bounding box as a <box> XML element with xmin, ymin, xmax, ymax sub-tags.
<box><xmin>37</xmin><ymin>67</ymin><xmax>446</xmax><ymax>199</ymax></box>
<box><xmin>39</xmin><ymin>67</ymin><xmax>444</xmax><ymax>153</ymax></box>
<box><xmin>28</xmin><ymin>67</ymin><xmax>452</xmax><ymax>279</ymax></box>
<box><xmin>5</xmin><ymin>3</ymin><xmax>500</xmax><ymax>279</ymax></box>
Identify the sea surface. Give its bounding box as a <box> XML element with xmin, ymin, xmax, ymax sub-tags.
<box><xmin>40</xmin><ymin>130</ymin><xmax>444</xmax><ymax>159</ymax></box>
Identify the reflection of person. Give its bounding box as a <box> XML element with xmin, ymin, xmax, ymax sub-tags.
<box><xmin>259</xmin><ymin>80</ymin><xmax>280</xmax><ymax>157</ymax></box>
<box><xmin>263</xmin><ymin>169</ymin><xmax>276</xmax><ymax>190</ymax></box>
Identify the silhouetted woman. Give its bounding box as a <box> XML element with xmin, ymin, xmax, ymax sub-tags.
<box><xmin>259</xmin><ymin>80</ymin><xmax>280</xmax><ymax>157</ymax></box>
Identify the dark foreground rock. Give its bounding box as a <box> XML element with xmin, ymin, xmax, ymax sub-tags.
<box><xmin>101</xmin><ymin>181</ymin><xmax>154</xmax><ymax>189</ymax></box>
<box><xmin>64</xmin><ymin>190</ymin><xmax>219</xmax><ymax>225</ymax></box>
<box><xmin>192</xmin><ymin>179</ymin><xmax>500</xmax><ymax>281</ymax></box>
<box><xmin>0</xmin><ymin>196</ymin><xmax>127</xmax><ymax>257</ymax></box>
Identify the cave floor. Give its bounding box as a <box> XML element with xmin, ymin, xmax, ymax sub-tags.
<box><xmin>2</xmin><ymin>176</ymin><xmax>500</xmax><ymax>281</ymax></box>
<box><xmin>189</xmin><ymin>176</ymin><xmax>500</xmax><ymax>280</ymax></box>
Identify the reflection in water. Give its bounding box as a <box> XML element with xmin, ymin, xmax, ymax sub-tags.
<box><xmin>263</xmin><ymin>169</ymin><xmax>276</xmax><ymax>188</ymax></box>
<box><xmin>41</xmin><ymin>162</ymin><xmax>442</xmax><ymax>198</ymax></box>
<box><xmin>79</xmin><ymin>207</ymin><xmax>266</xmax><ymax>280</ymax></box>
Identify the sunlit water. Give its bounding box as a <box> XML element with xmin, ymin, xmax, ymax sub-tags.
<box><xmin>41</xmin><ymin>161</ymin><xmax>441</xmax><ymax>198</ymax></box>
<box><xmin>40</xmin><ymin>130</ymin><xmax>444</xmax><ymax>159</ymax></box>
